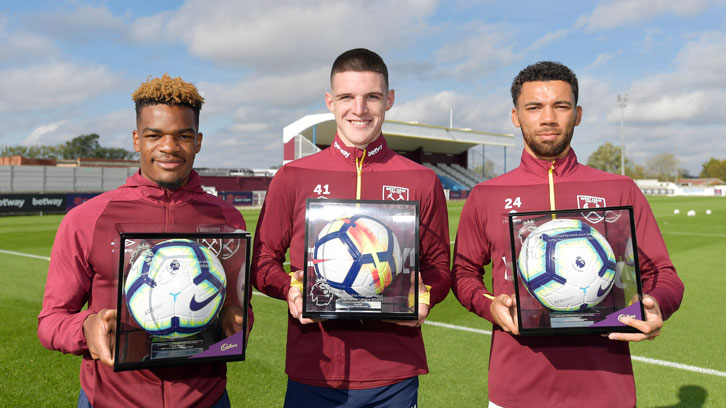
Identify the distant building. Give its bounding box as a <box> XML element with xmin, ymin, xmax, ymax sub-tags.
<box><xmin>635</xmin><ymin>178</ymin><xmax>725</xmax><ymax>197</ymax></box>
<box><xmin>0</xmin><ymin>156</ymin><xmax>273</xmax><ymax>206</ymax></box>
<box><xmin>0</xmin><ymin>155</ymin><xmax>139</xmax><ymax>167</ymax></box>
<box><xmin>0</xmin><ymin>155</ymin><xmax>56</xmax><ymax>166</ymax></box>
<box><xmin>677</xmin><ymin>177</ymin><xmax>725</xmax><ymax>187</ymax></box>
<box><xmin>634</xmin><ymin>179</ymin><xmax>677</xmax><ymax>196</ymax></box>
<box><xmin>56</xmin><ymin>158</ymin><xmax>139</xmax><ymax>168</ymax></box>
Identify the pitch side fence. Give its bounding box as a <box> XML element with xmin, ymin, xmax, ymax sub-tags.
<box><xmin>0</xmin><ymin>166</ymin><xmax>258</xmax><ymax>215</ymax></box>
<box><xmin>0</xmin><ymin>165</ymin><xmax>137</xmax><ymax>193</ymax></box>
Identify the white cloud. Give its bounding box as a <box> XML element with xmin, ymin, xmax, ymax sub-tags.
<box><xmin>388</xmin><ymin>89</ymin><xmax>514</xmax><ymax>134</ymax></box>
<box><xmin>0</xmin><ymin>62</ymin><xmax>119</xmax><ymax>113</ymax></box>
<box><xmin>587</xmin><ymin>50</ymin><xmax>622</xmax><ymax>69</ymax></box>
<box><xmin>196</xmin><ymin>125</ymin><xmax>287</xmax><ymax>169</ymax></box>
<box><xmin>130</xmin><ymin>0</ymin><xmax>436</xmax><ymax>70</ymax></box>
<box><xmin>24</xmin><ymin>121</ymin><xmax>68</xmax><ymax>145</ymax></box>
<box><xmin>20</xmin><ymin>109</ymin><xmax>133</xmax><ymax>148</ymax></box>
<box><xmin>30</xmin><ymin>4</ymin><xmax>126</xmax><ymax>42</ymax></box>
<box><xmin>187</xmin><ymin>68</ymin><xmax>331</xmax><ymax>168</ymax></box>
<box><xmin>199</xmin><ymin>67</ymin><xmax>329</xmax><ymax>116</ymax></box>
<box><xmin>632</xmin><ymin>91</ymin><xmax>723</xmax><ymax>123</ymax></box>
<box><xmin>617</xmin><ymin>31</ymin><xmax>726</xmax><ymax>125</ymax></box>
<box><xmin>639</xmin><ymin>28</ymin><xmax>662</xmax><ymax>53</ymax></box>
<box><xmin>388</xmin><ymin>91</ymin><xmax>461</xmax><ymax>126</ymax></box>
<box><xmin>434</xmin><ymin>23</ymin><xmax>516</xmax><ymax>80</ymax></box>
<box><xmin>228</xmin><ymin>122</ymin><xmax>273</xmax><ymax>134</ymax></box>
<box><xmin>551</xmin><ymin>31</ymin><xmax>726</xmax><ymax>175</ymax></box>
<box><xmin>618</xmin><ymin>124</ymin><xmax>720</xmax><ymax>173</ymax></box>
<box><xmin>675</xmin><ymin>31</ymin><xmax>726</xmax><ymax>88</ymax></box>
<box><xmin>576</xmin><ymin>0</ymin><xmax>718</xmax><ymax>31</ymax></box>
<box><xmin>526</xmin><ymin>28</ymin><xmax>572</xmax><ymax>52</ymax></box>
<box><xmin>0</xmin><ymin>33</ymin><xmax>58</xmax><ymax>64</ymax></box>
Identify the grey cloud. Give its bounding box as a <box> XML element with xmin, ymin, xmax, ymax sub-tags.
<box><xmin>576</xmin><ymin>0</ymin><xmax>718</xmax><ymax>31</ymax></box>
<box><xmin>128</xmin><ymin>0</ymin><xmax>437</xmax><ymax>71</ymax></box>
<box><xmin>0</xmin><ymin>62</ymin><xmax>120</xmax><ymax>113</ymax></box>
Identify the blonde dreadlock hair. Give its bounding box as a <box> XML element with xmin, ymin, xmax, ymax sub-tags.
<box><xmin>132</xmin><ymin>73</ymin><xmax>205</xmax><ymax>127</ymax></box>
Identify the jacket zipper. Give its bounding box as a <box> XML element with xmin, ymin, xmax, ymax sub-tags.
<box><xmin>548</xmin><ymin>161</ymin><xmax>556</xmax><ymax>218</ymax></box>
<box><xmin>164</xmin><ymin>189</ymin><xmax>172</xmax><ymax>228</ymax></box>
<box><xmin>355</xmin><ymin>150</ymin><xmax>366</xmax><ymax>200</ymax></box>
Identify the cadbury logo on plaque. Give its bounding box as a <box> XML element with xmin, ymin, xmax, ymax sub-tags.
<box><xmin>220</xmin><ymin>343</ymin><xmax>238</xmax><ymax>351</ymax></box>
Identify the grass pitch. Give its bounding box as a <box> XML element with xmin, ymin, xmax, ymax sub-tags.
<box><xmin>0</xmin><ymin>196</ymin><xmax>724</xmax><ymax>407</ymax></box>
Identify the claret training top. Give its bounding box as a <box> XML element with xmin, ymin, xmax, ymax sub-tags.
<box><xmin>453</xmin><ymin>149</ymin><xmax>684</xmax><ymax>408</ymax></box>
<box><xmin>38</xmin><ymin>171</ymin><xmax>250</xmax><ymax>407</ymax></box>
<box><xmin>252</xmin><ymin>133</ymin><xmax>451</xmax><ymax>389</ymax></box>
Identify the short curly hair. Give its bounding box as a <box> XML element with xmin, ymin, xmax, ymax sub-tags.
<box><xmin>132</xmin><ymin>73</ymin><xmax>205</xmax><ymax>127</ymax></box>
<box><xmin>331</xmin><ymin>48</ymin><xmax>389</xmax><ymax>90</ymax></box>
<box><xmin>510</xmin><ymin>61</ymin><xmax>578</xmax><ymax>107</ymax></box>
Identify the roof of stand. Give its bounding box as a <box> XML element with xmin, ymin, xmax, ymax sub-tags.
<box><xmin>283</xmin><ymin>113</ymin><xmax>516</xmax><ymax>155</ymax></box>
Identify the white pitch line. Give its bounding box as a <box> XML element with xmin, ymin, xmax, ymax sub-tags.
<box><xmin>424</xmin><ymin>320</ymin><xmax>491</xmax><ymax>335</ymax></box>
<box><xmin>6</xmin><ymin>249</ymin><xmax>724</xmax><ymax>378</ymax></box>
<box><xmin>0</xmin><ymin>249</ymin><xmax>50</xmax><ymax>261</ymax></box>
<box><xmin>251</xmin><ymin>293</ymin><xmax>725</xmax><ymax>377</ymax></box>
<box><xmin>662</xmin><ymin>231</ymin><xmax>726</xmax><ymax>238</ymax></box>
<box><xmin>421</xmin><ymin>320</ymin><xmax>726</xmax><ymax>378</ymax></box>
<box><xmin>630</xmin><ymin>356</ymin><xmax>726</xmax><ymax>377</ymax></box>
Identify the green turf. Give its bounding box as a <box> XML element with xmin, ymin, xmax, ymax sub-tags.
<box><xmin>1</xmin><ymin>197</ymin><xmax>724</xmax><ymax>406</ymax></box>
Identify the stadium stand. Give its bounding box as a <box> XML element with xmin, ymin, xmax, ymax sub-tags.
<box><xmin>422</xmin><ymin>163</ymin><xmax>468</xmax><ymax>191</ymax></box>
<box><xmin>451</xmin><ymin>163</ymin><xmax>485</xmax><ymax>184</ymax></box>
<box><xmin>435</xmin><ymin>163</ymin><xmax>479</xmax><ymax>188</ymax></box>
<box><xmin>283</xmin><ymin>113</ymin><xmax>516</xmax><ymax>193</ymax></box>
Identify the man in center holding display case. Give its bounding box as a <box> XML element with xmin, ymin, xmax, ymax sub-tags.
<box><xmin>251</xmin><ymin>48</ymin><xmax>451</xmax><ymax>407</ymax></box>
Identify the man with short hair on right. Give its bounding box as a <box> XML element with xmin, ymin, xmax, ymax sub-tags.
<box><xmin>452</xmin><ymin>61</ymin><xmax>684</xmax><ymax>407</ymax></box>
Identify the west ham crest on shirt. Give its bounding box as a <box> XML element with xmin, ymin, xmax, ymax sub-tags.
<box><xmin>577</xmin><ymin>195</ymin><xmax>606</xmax><ymax>209</ymax></box>
<box><xmin>382</xmin><ymin>185</ymin><xmax>409</xmax><ymax>201</ymax></box>
<box><xmin>578</xmin><ymin>195</ymin><xmax>607</xmax><ymax>223</ymax></box>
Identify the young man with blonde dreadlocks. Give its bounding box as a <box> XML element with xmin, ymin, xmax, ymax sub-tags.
<box><xmin>38</xmin><ymin>74</ymin><xmax>250</xmax><ymax>407</ymax></box>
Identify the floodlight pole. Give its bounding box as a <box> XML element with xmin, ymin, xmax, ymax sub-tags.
<box><xmin>617</xmin><ymin>94</ymin><xmax>628</xmax><ymax>176</ymax></box>
<box><xmin>481</xmin><ymin>144</ymin><xmax>486</xmax><ymax>178</ymax></box>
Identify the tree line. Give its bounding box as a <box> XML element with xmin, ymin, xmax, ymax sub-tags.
<box><xmin>3</xmin><ymin>135</ymin><xmax>724</xmax><ymax>182</ymax></box>
<box><xmin>586</xmin><ymin>142</ymin><xmax>726</xmax><ymax>182</ymax></box>
<box><xmin>1</xmin><ymin>134</ymin><xmax>136</xmax><ymax>161</ymax></box>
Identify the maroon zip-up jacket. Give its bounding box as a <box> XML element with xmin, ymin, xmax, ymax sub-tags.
<box><xmin>453</xmin><ymin>149</ymin><xmax>683</xmax><ymax>408</ymax></box>
<box><xmin>251</xmin><ymin>134</ymin><xmax>451</xmax><ymax>389</ymax></box>
<box><xmin>38</xmin><ymin>171</ymin><xmax>249</xmax><ymax>407</ymax></box>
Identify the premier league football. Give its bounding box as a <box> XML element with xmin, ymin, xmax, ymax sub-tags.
<box><xmin>124</xmin><ymin>239</ymin><xmax>227</xmax><ymax>339</ymax></box>
<box><xmin>517</xmin><ymin>218</ymin><xmax>617</xmax><ymax>312</ymax></box>
<box><xmin>313</xmin><ymin>215</ymin><xmax>402</xmax><ymax>299</ymax></box>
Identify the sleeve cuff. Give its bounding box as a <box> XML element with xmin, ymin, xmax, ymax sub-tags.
<box><xmin>288</xmin><ymin>272</ymin><xmax>303</xmax><ymax>292</ymax></box>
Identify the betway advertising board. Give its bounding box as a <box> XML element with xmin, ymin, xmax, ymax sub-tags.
<box><xmin>0</xmin><ymin>194</ymin><xmax>67</xmax><ymax>215</ymax></box>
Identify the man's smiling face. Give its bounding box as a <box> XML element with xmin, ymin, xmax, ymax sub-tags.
<box><xmin>133</xmin><ymin>104</ymin><xmax>202</xmax><ymax>190</ymax></box>
<box><xmin>325</xmin><ymin>70</ymin><xmax>394</xmax><ymax>150</ymax></box>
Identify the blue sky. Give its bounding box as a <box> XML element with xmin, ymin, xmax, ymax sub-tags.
<box><xmin>2</xmin><ymin>0</ymin><xmax>725</xmax><ymax>175</ymax></box>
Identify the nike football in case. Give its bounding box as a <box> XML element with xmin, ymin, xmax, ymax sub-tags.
<box><xmin>113</xmin><ymin>224</ymin><xmax>250</xmax><ymax>371</ymax></box>
<box><xmin>507</xmin><ymin>206</ymin><xmax>645</xmax><ymax>335</ymax></box>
